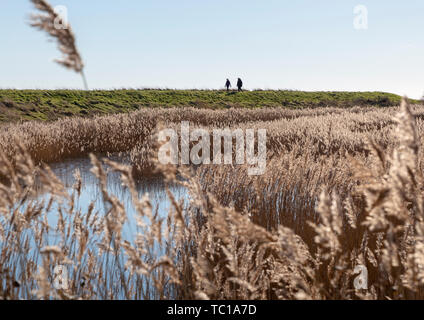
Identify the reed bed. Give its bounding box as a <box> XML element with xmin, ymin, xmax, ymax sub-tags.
<box><xmin>2</xmin><ymin>101</ymin><xmax>424</xmax><ymax>300</ymax></box>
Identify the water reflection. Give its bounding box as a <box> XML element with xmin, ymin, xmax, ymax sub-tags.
<box><xmin>40</xmin><ymin>155</ymin><xmax>187</xmax><ymax>241</ymax></box>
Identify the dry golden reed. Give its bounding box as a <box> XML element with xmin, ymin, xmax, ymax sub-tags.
<box><xmin>2</xmin><ymin>99</ymin><xmax>424</xmax><ymax>299</ymax></box>
<box><xmin>29</xmin><ymin>0</ymin><xmax>88</xmax><ymax>89</ymax></box>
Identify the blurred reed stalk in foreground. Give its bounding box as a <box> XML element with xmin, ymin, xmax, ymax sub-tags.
<box><xmin>29</xmin><ymin>0</ymin><xmax>88</xmax><ymax>90</ymax></box>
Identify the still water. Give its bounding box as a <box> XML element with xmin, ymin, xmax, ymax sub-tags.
<box><xmin>38</xmin><ymin>155</ymin><xmax>188</xmax><ymax>242</ymax></box>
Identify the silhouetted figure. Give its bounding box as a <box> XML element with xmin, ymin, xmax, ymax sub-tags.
<box><xmin>237</xmin><ymin>78</ymin><xmax>243</xmax><ymax>92</ymax></box>
<box><xmin>225</xmin><ymin>79</ymin><xmax>231</xmax><ymax>91</ymax></box>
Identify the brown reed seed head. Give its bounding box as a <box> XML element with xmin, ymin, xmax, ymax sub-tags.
<box><xmin>29</xmin><ymin>0</ymin><xmax>86</xmax><ymax>88</ymax></box>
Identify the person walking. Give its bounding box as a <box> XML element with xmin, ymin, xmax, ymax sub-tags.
<box><xmin>225</xmin><ymin>79</ymin><xmax>231</xmax><ymax>92</ymax></box>
<box><xmin>237</xmin><ymin>78</ymin><xmax>243</xmax><ymax>92</ymax></box>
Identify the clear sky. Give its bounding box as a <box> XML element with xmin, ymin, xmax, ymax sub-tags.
<box><xmin>1</xmin><ymin>1</ymin><xmax>424</xmax><ymax>98</ymax></box>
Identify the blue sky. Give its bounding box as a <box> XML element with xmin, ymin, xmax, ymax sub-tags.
<box><xmin>1</xmin><ymin>1</ymin><xmax>424</xmax><ymax>98</ymax></box>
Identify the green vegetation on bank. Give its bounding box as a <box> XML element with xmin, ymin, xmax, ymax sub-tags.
<box><xmin>0</xmin><ymin>89</ymin><xmax>411</xmax><ymax>123</ymax></box>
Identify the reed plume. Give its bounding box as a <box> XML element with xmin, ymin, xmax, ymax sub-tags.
<box><xmin>2</xmin><ymin>96</ymin><xmax>424</xmax><ymax>299</ymax></box>
<box><xmin>29</xmin><ymin>0</ymin><xmax>88</xmax><ymax>90</ymax></box>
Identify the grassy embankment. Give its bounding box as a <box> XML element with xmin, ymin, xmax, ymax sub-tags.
<box><xmin>0</xmin><ymin>89</ymin><xmax>410</xmax><ymax>123</ymax></box>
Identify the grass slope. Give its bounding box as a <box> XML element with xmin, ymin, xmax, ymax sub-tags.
<box><xmin>0</xmin><ymin>89</ymin><xmax>410</xmax><ymax>123</ymax></box>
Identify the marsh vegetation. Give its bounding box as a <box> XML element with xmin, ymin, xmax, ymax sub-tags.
<box><xmin>1</xmin><ymin>99</ymin><xmax>424</xmax><ymax>300</ymax></box>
